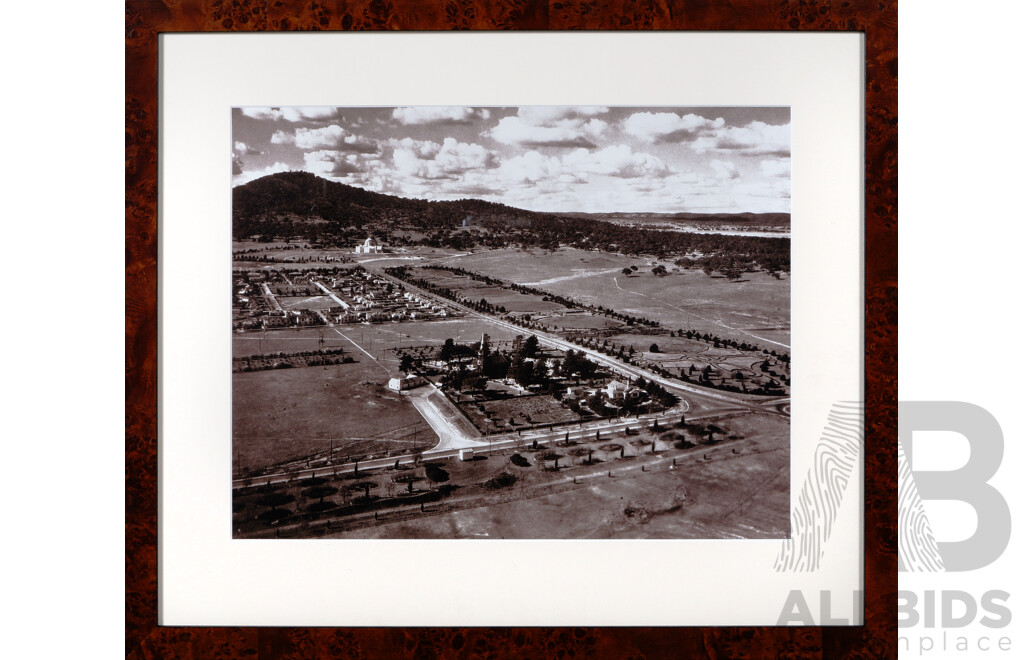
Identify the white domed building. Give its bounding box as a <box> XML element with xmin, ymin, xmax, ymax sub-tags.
<box><xmin>354</xmin><ymin>236</ymin><xmax>383</xmax><ymax>254</ymax></box>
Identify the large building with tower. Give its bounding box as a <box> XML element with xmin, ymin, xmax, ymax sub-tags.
<box><xmin>354</xmin><ymin>236</ymin><xmax>383</xmax><ymax>254</ymax></box>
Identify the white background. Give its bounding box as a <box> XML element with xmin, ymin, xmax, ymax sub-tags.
<box><xmin>899</xmin><ymin>3</ymin><xmax>1024</xmax><ymax>658</ymax></box>
<box><xmin>1</xmin><ymin>0</ymin><xmax>1020</xmax><ymax>655</ymax></box>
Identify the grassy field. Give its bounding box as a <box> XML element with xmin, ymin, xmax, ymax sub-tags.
<box><xmin>233</xmin><ymin>318</ymin><xmax>521</xmax><ymax>361</ymax></box>
<box><xmin>542</xmin><ymin>313</ymin><xmax>623</xmax><ymax>331</ymax></box>
<box><xmin>414</xmin><ymin>269</ymin><xmax>568</xmax><ymax>315</ymax></box>
<box><xmin>277</xmin><ymin>295</ymin><xmax>335</xmax><ymax>310</ymax></box>
<box><xmin>232</xmin><ymin>358</ymin><xmax>437</xmax><ymax>474</ymax></box>
<box><xmin>430</xmin><ymin>247</ymin><xmax>790</xmax><ymax>349</ymax></box>
<box><xmin>323</xmin><ymin>410</ymin><xmax>789</xmax><ymax>540</ymax></box>
<box><xmin>232</xmin><ymin>317</ymin><xmax>524</xmax><ymax>471</ymax></box>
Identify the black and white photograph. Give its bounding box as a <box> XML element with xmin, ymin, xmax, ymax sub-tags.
<box><xmin>231</xmin><ymin>105</ymin><xmax>792</xmax><ymax>540</ymax></box>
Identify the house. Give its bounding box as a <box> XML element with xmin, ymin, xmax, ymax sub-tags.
<box><xmin>261</xmin><ymin>313</ymin><xmax>289</xmax><ymax>329</ymax></box>
<box><xmin>604</xmin><ymin>380</ymin><xmax>629</xmax><ymax>399</ymax></box>
<box><xmin>605</xmin><ymin>380</ymin><xmax>645</xmax><ymax>401</ymax></box>
<box><xmin>354</xmin><ymin>236</ymin><xmax>384</xmax><ymax>254</ymax></box>
<box><xmin>387</xmin><ymin>375</ymin><xmax>426</xmax><ymax>392</ymax></box>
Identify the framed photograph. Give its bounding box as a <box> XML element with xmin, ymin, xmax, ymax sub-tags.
<box><xmin>127</xmin><ymin>2</ymin><xmax>895</xmax><ymax>657</ymax></box>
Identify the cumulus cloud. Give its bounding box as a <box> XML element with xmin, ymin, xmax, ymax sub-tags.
<box><xmin>489</xmin><ymin>116</ymin><xmax>607</xmax><ymax>149</ymax></box>
<box><xmin>232</xmin><ymin>161</ymin><xmax>293</xmax><ymax>185</ymax></box>
<box><xmin>239</xmin><ymin>106</ymin><xmax>340</xmax><ymax>122</ymax></box>
<box><xmin>240</xmin><ymin>107</ymin><xmax>281</xmax><ymax>120</ymax></box>
<box><xmin>488</xmin><ymin>107</ymin><xmax>610</xmax><ymax>149</ymax></box>
<box><xmin>392</xmin><ymin>137</ymin><xmax>499</xmax><ymax>180</ymax></box>
<box><xmin>233</xmin><ymin>141</ymin><xmax>261</xmax><ymax>155</ymax></box>
<box><xmin>710</xmin><ymin>159</ymin><xmax>740</xmax><ymax>180</ymax></box>
<box><xmin>302</xmin><ymin>150</ymin><xmax>374</xmax><ymax>177</ymax></box>
<box><xmin>391</xmin><ymin>106</ymin><xmax>490</xmax><ymax>125</ymax></box>
<box><xmin>234</xmin><ymin>105</ymin><xmax>790</xmax><ymax>212</ymax></box>
<box><xmin>622</xmin><ymin>112</ymin><xmax>725</xmax><ymax>143</ymax></box>
<box><xmin>691</xmin><ymin>121</ymin><xmax>791</xmax><ymax>156</ymax></box>
<box><xmin>563</xmin><ymin>145</ymin><xmax>672</xmax><ymax>179</ymax></box>
<box><xmin>279</xmin><ymin>107</ymin><xmax>340</xmax><ymax>122</ymax></box>
<box><xmin>271</xmin><ymin>125</ymin><xmax>379</xmax><ymax>153</ymax></box>
<box><xmin>516</xmin><ymin>106</ymin><xmax>608</xmax><ymax>124</ymax></box>
<box><xmin>498</xmin><ymin>145</ymin><xmax>671</xmax><ymax>184</ymax></box>
<box><xmin>388</xmin><ymin>137</ymin><xmax>442</xmax><ymax>159</ymax></box>
<box><xmin>498</xmin><ymin>151</ymin><xmax>564</xmax><ymax>184</ymax></box>
<box><xmin>761</xmin><ymin>157</ymin><xmax>791</xmax><ymax>178</ymax></box>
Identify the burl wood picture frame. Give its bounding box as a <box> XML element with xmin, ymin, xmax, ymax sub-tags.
<box><xmin>126</xmin><ymin>1</ymin><xmax>896</xmax><ymax>657</ymax></box>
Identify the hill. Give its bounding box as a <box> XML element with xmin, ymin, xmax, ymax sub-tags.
<box><xmin>231</xmin><ymin>172</ymin><xmax>790</xmax><ymax>273</ymax></box>
<box><xmin>232</xmin><ymin>171</ymin><xmax>532</xmax><ymax>237</ymax></box>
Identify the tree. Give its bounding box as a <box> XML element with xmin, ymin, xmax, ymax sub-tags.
<box><xmin>621</xmin><ymin>267</ymin><xmax>632</xmax><ymax>276</ymax></box>
<box><xmin>424</xmin><ymin>463</ymin><xmax>449</xmax><ymax>484</ymax></box>
<box><xmin>439</xmin><ymin>337</ymin><xmax>455</xmax><ymax>362</ymax></box>
<box><xmin>399</xmin><ymin>354</ymin><xmax>415</xmax><ymax>373</ymax></box>
<box><xmin>651</xmin><ymin>265</ymin><xmax>668</xmax><ymax>276</ymax></box>
<box><xmin>649</xmin><ymin>343</ymin><xmax>659</xmax><ymax>353</ymax></box>
<box><xmin>568</xmin><ymin>446</ymin><xmax>591</xmax><ymax>465</ymax></box>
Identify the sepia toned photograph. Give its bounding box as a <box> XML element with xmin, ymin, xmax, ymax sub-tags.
<box><xmin>231</xmin><ymin>105</ymin><xmax>791</xmax><ymax>540</ymax></box>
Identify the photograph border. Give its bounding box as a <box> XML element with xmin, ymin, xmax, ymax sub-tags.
<box><xmin>126</xmin><ymin>2</ymin><xmax>896</xmax><ymax>657</ymax></box>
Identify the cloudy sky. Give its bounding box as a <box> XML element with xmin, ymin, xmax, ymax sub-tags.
<box><xmin>232</xmin><ymin>106</ymin><xmax>790</xmax><ymax>214</ymax></box>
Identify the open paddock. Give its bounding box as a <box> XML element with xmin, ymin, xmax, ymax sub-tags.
<box><xmin>234</xmin><ymin>327</ymin><xmax>351</xmax><ymax>357</ymax></box>
<box><xmin>541</xmin><ymin>313</ymin><xmax>624</xmax><ymax>331</ymax></box>
<box><xmin>233</xmin><ymin>359</ymin><xmax>437</xmax><ymax>474</ymax></box>
<box><xmin>234</xmin><ymin>317</ymin><xmax>520</xmax><ymax>361</ymax></box>
<box><xmin>429</xmin><ymin>247</ymin><xmax>789</xmax><ymax>349</ymax></box>
<box><xmin>277</xmin><ymin>295</ymin><xmax>336</xmax><ymax>310</ymax></box>
<box><xmin>325</xmin><ymin>410</ymin><xmax>789</xmax><ymax>540</ymax></box>
<box><xmin>436</xmin><ymin>247</ymin><xmax>639</xmax><ymax>285</ymax></box>
<box><xmin>413</xmin><ymin>268</ymin><xmax>569</xmax><ymax>314</ymax></box>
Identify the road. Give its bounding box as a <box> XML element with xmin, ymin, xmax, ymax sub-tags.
<box><xmin>232</xmin><ymin>407</ymin><xmax>733</xmax><ymax>489</ymax></box>
<box><xmin>406</xmin><ymin>384</ymin><xmax>487</xmax><ymax>452</ymax></box>
<box><xmin>369</xmin><ymin>265</ymin><xmax>782</xmax><ymax>412</ymax></box>
<box><xmin>312</xmin><ymin>280</ymin><xmax>349</xmax><ymax>310</ymax></box>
